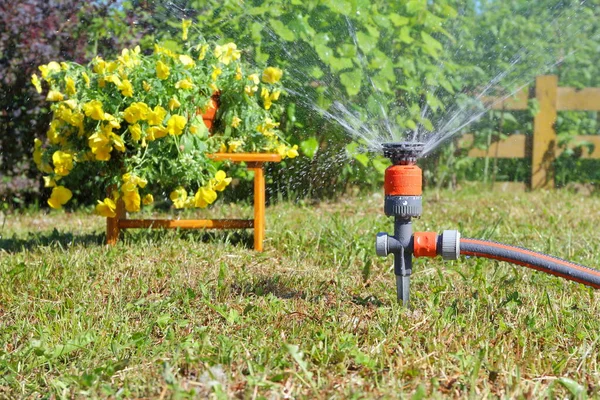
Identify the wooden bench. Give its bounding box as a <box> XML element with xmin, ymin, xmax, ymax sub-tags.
<box><xmin>106</xmin><ymin>153</ymin><xmax>282</xmax><ymax>251</ymax></box>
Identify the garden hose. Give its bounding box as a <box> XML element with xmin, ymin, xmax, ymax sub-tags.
<box><xmin>459</xmin><ymin>238</ymin><xmax>600</xmax><ymax>289</ymax></box>
<box><xmin>376</xmin><ymin>141</ymin><xmax>600</xmax><ymax>305</ymax></box>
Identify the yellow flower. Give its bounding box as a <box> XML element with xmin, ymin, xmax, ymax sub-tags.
<box><xmin>122</xmin><ymin>188</ymin><xmax>141</xmax><ymax>212</ymax></box>
<box><xmin>46</xmin><ymin>120</ymin><xmax>62</xmax><ymax>144</ymax></box>
<box><xmin>147</xmin><ymin>105</ymin><xmax>167</xmax><ymax>125</ymax></box>
<box><xmin>276</xmin><ymin>143</ymin><xmax>287</xmax><ymax>157</ymax></box>
<box><xmin>95</xmin><ymin>198</ymin><xmax>117</xmax><ymax>217</ymax></box>
<box><xmin>257</xmin><ymin>118</ymin><xmax>279</xmax><ymax>137</ymax></box>
<box><xmin>118</xmin><ymin>79</ymin><xmax>134</xmax><ymax>97</ymax></box>
<box><xmin>110</xmin><ymin>132</ymin><xmax>126</xmax><ymax>152</ymax></box>
<box><xmin>262</xmin><ymin>66</ymin><xmax>283</xmax><ymax>84</ymax></box>
<box><xmin>130</xmin><ymin>124</ymin><xmax>142</xmax><ymax>141</ymax></box>
<box><xmin>209</xmin><ymin>83</ymin><xmax>219</xmax><ymax>92</ymax></box>
<box><xmin>48</xmin><ymin>186</ymin><xmax>72</xmax><ymax>209</ymax></box>
<box><xmin>182</xmin><ymin>19</ymin><xmax>192</xmax><ymax>40</ymax></box>
<box><xmin>39</xmin><ymin>62</ymin><xmax>61</xmax><ymax>79</ymax></box>
<box><xmin>93</xmin><ymin>57</ymin><xmax>106</xmax><ymax>74</ymax></box>
<box><xmin>260</xmin><ymin>88</ymin><xmax>281</xmax><ymax>110</ymax></box>
<box><xmin>123</xmin><ymin>102</ymin><xmax>150</xmax><ymax>124</ymax></box>
<box><xmin>210</xmin><ymin>170</ymin><xmax>232</xmax><ymax>192</ymax></box>
<box><xmin>33</xmin><ymin>138</ymin><xmax>43</xmax><ymax>166</ymax></box>
<box><xmin>179</xmin><ymin>54</ymin><xmax>195</xmax><ymax>68</ymax></box>
<box><xmin>142</xmin><ymin>194</ymin><xmax>154</xmax><ymax>205</ymax></box>
<box><xmin>118</xmin><ymin>47</ymin><xmax>141</xmax><ymax>68</ymax></box>
<box><xmin>170</xmin><ymin>186</ymin><xmax>188</xmax><ymax>209</ymax></box>
<box><xmin>31</xmin><ymin>74</ymin><xmax>42</xmax><ymax>93</ymax></box>
<box><xmin>167</xmin><ymin>115</ymin><xmax>187</xmax><ymax>136</ymax></box>
<box><xmin>65</xmin><ymin>77</ymin><xmax>76</xmax><ymax>95</ymax></box>
<box><xmin>60</xmin><ymin>62</ymin><xmax>69</xmax><ymax>70</ymax></box>
<box><xmin>143</xmin><ymin>81</ymin><xmax>151</xmax><ymax>92</ymax></box>
<box><xmin>211</xmin><ymin>66</ymin><xmax>222</xmax><ymax>81</ymax></box>
<box><xmin>154</xmin><ymin>44</ymin><xmax>177</xmax><ymax>58</ymax></box>
<box><xmin>104</xmin><ymin>74</ymin><xmax>122</xmax><ymax>86</ymax></box>
<box><xmin>214</xmin><ymin>42</ymin><xmax>241</xmax><ymax>65</ymax></box>
<box><xmin>83</xmin><ymin>100</ymin><xmax>105</xmax><ymax>120</ymax></box>
<box><xmin>63</xmin><ymin>99</ymin><xmax>77</xmax><ymax>109</ymax></box>
<box><xmin>227</xmin><ymin>139</ymin><xmax>244</xmax><ymax>152</ymax></box>
<box><xmin>103</xmin><ymin>113</ymin><xmax>121</xmax><ymax>129</ymax></box>
<box><xmin>235</xmin><ymin>65</ymin><xmax>242</xmax><ymax>80</ymax></box>
<box><xmin>197</xmin><ymin>43</ymin><xmax>209</xmax><ymax>60</ymax></box>
<box><xmin>146</xmin><ymin>125</ymin><xmax>168</xmax><ymax>140</ymax></box>
<box><xmin>46</xmin><ymin>90</ymin><xmax>64</xmax><ymax>102</ymax></box>
<box><xmin>286</xmin><ymin>145</ymin><xmax>299</xmax><ymax>159</ymax></box>
<box><xmin>88</xmin><ymin>129</ymin><xmax>112</xmax><ymax>161</ymax></box>
<box><xmin>168</xmin><ymin>97</ymin><xmax>181</xmax><ymax>111</ymax></box>
<box><xmin>248</xmin><ymin>73</ymin><xmax>260</xmax><ymax>85</ymax></box>
<box><xmin>175</xmin><ymin>78</ymin><xmax>194</xmax><ymax>89</ymax></box>
<box><xmin>245</xmin><ymin>85</ymin><xmax>258</xmax><ymax>96</ymax></box>
<box><xmin>52</xmin><ymin>150</ymin><xmax>73</xmax><ymax>176</ymax></box>
<box><xmin>231</xmin><ymin>116</ymin><xmax>241</xmax><ymax>128</ymax></box>
<box><xmin>106</xmin><ymin>61</ymin><xmax>118</xmax><ymax>73</ymax></box>
<box><xmin>43</xmin><ymin>176</ymin><xmax>56</xmax><ymax>188</ymax></box>
<box><xmin>81</xmin><ymin>72</ymin><xmax>90</xmax><ymax>88</ymax></box>
<box><xmin>194</xmin><ymin>186</ymin><xmax>217</xmax><ymax>208</ymax></box>
<box><xmin>156</xmin><ymin>60</ymin><xmax>170</xmax><ymax>80</ymax></box>
<box><xmin>122</xmin><ymin>173</ymin><xmax>147</xmax><ymax>189</ymax></box>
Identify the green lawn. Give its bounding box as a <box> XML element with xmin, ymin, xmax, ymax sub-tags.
<box><xmin>1</xmin><ymin>185</ymin><xmax>600</xmax><ymax>399</ymax></box>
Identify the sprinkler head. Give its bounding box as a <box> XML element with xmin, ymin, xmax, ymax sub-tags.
<box><xmin>382</xmin><ymin>142</ymin><xmax>425</xmax><ymax>165</ymax></box>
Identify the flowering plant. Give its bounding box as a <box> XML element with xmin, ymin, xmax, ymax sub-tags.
<box><xmin>31</xmin><ymin>20</ymin><xmax>298</xmax><ymax>216</ymax></box>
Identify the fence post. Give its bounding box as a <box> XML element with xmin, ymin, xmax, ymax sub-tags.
<box><xmin>531</xmin><ymin>75</ymin><xmax>558</xmax><ymax>189</ymax></box>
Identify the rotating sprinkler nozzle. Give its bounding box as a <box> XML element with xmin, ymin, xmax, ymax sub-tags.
<box><xmin>376</xmin><ymin>143</ymin><xmax>600</xmax><ymax>307</ymax></box>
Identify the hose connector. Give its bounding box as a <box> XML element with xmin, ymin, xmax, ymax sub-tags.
<box><xmin>440</xmin><ymin>230</ymin><xmax>460</xmax><ymax>260</ymax></box>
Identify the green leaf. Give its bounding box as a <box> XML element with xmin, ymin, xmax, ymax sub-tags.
<box><xmin>556</xmin><ymin>377</ymin><xmax>585</xmax><ymax>397</ymax></box>
<box><xmin>353</xmin><ymin>153</ymin><xmax>370</xmax><ymax>167</ymax></box>
<box><xmin>406</xmin><ymin>0</ymin><xmax>426</xmax><ymax>13</ymax></box>
<box><xmin>340</xmin><ymin>69</ymin><xmax>362</xmax><ymax>96</ymax></box>
<box><xmin>420</xmin><ymin>31</ymin><xmax>442</xmax><ymax>50</ymax></box>
<box><xmin>324</xmin><ymin>0</ymin><xmax>352</xmax><ymax>15</ymax></box>
<box><xmin>337</xmin><ymin>43</ymin><xmax>357</xmax><ymax>58</ymax></box>
<box><xmin>399</xmin><ymin>27</ymin><xmax>414</xmax><ymax>44</ymax></box>
<box><xmin>356</xmin><ymin>31</ymin><xmax>377</xmax><ymax>54</ymax></box>
<box><xmin>372</xmin><ymin>73</ymin><xmax>391</xmax><ymax>93</ymax></box>
<box><xmin>389</xmin><ymin>14</ymin><xmax>410</xmax><ymax>26</ymax></box>
<box><xmin>300</xmin><ymin>137</ymin><xmax>319</xmax><ymax>158</ymax></box>
<box><xmin>270</xmin><ymin>19</ymin><xmax>296</xmax><ymax>41</ymax></box>
<box><xmin>328</xmin><ymin>56</ymin><xmax>354</xmax><ymax>72</ymax></box>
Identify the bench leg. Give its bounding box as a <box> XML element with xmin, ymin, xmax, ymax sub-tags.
<box><xmin>252</xmin><ymin>165</ymin><xmax>265</xmax><ymax>251</ymax></box>
<box><xmin>106</xmin><ymin>188</ymin><xmax>126</xmax><ymax>245</ymax></box>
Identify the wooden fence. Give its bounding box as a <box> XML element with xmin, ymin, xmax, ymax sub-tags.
<box><xmin>459</xmin><ymin>75</ymin><xmax>600</xmax><ymax>189</ymax></box>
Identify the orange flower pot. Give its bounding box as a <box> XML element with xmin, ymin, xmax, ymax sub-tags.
<box><xmin>200</xmin><ymin>92</ymin><xmax>220</xmax><ymax>132</ymax></box>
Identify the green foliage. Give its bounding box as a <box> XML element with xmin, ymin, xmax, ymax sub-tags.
<box><xmin>133</xmin><ymin>0</ymin><xmax>461</xmax><ymax>197</ymax></box>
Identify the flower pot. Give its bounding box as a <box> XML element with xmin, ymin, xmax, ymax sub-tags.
<box><xmin>201</xmin><ymin>92</ymin><xmax>220</xmax><ymax>132</ymax></box>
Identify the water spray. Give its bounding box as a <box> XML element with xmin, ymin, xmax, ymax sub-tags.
<box><xmin>376</xmin><ymin>142</ymin><xmax>600</xmax><ymax>306</ymax></box>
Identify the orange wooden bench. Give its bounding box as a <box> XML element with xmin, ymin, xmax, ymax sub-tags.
<box><xmin>106</xmin><ymin>153</ymin><xmax>282</xmax><ymax>251</ymax></box>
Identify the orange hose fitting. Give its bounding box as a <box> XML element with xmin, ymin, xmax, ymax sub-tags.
<box><xmin>384</xmin><ymin>165</ymin><xmax>422</xmax><ymax>196</ymax></box>
<box><xmin>413</xmin><ymin>231</ymin><xmax>438</xmax><ymax>258</ymax></box>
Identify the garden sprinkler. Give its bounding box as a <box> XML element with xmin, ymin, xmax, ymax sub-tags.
<box><xmin>376</xmin><ymin>143</ymin><xmax>600</xmax><ymax>307</ymax></box>
<box><xmin>376</xmin><ymin>142</ymin><xmax>460</xmax><ymax>306</ymax></box>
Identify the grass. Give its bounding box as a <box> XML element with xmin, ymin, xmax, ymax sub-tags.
<box><xmin>1</xmin><ymin>184</ymin><xmax>600</xmax><ymax>399</ymax></box>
